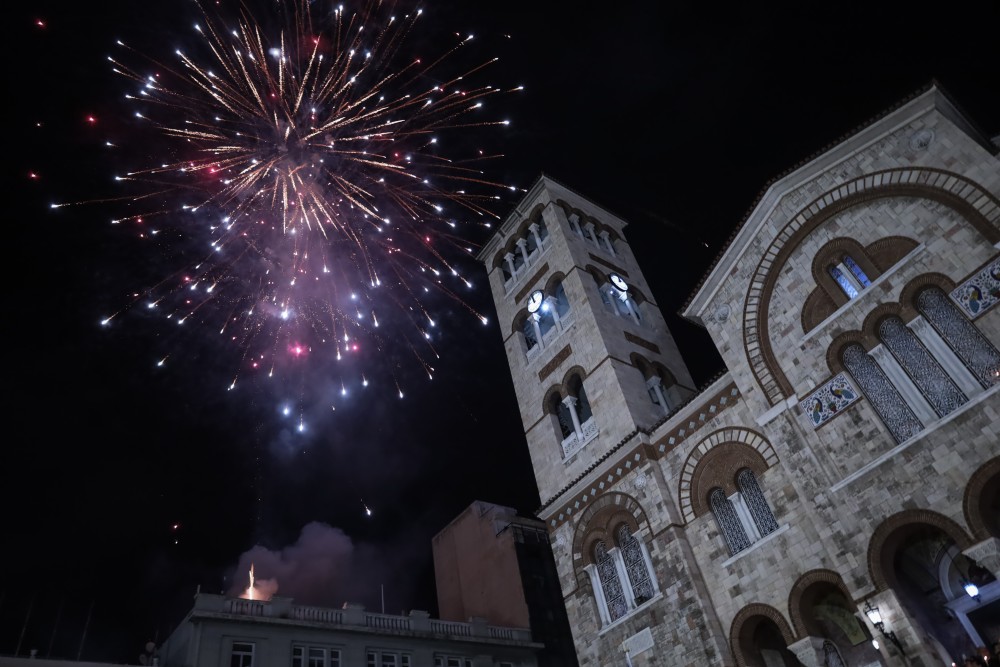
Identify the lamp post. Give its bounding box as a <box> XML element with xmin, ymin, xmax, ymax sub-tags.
<box><xmin>864</xmin><ymin>601</ymin><xmax>904</xmax><ymax>655</ymax></box>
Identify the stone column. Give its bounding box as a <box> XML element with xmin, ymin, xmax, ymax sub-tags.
<box><xmin>516</xmin><ymin>237</ymin><xmax>530</xmax><ymax>266</ymax></box>
<box><xmin>647</xmin><ymin>377</ymin><xmax>669</xmax><ymax>413</ymax></box>
<box><xmin>599</xmin><ymin>230</ymin><xmax>616</xmax><ymax>255</ymax></box>
<box><xmin>563</xmin><ymin>395</ymin><xmax>583</xmax><ymax>438</ymax></box>
<box><xmin>787</xmin><ymin>636</ymin><xmax>826</xmax><ymax>667</ymax></box>
<box><xmin>503</xmin><ymin>252</ymin><xmax>516</xmax><ymax>280</ymax></box>
<box><xmin>545</xmin><ymin>295</ymin><xmax>562</xmax><ymax>328</ymax></box>
<box><xmin>964</xmin><ymin>537</ymin><xmax>1000</xmax><ymax>580</ymax></box>
<box><xmin>529</xmin><ymin>222</ymin><xmax>543</xmax><ymax>249</ymax></box>
<box><xmin>530</xmin><ymin>313</ymin><xmax>544</xmax><ymax>351</ymax></box>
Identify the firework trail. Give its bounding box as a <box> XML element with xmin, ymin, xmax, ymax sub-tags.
<box><xmin>62</xmin><ymin>0</ymin><xmax>521</xmax><ymax>423</ymax></box>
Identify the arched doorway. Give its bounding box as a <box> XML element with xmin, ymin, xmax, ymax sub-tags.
<box><xmin>790</xmin><ymin>572</ymin><xmax>884</xmax><ymax>665</ymax></box>
<box><xmin>731</xmin><ymin>605</ymin><xmax>801</xmax><ymax>666</ymax></box>
<box><xmin>870</xmin><ymin>512</ymin><xmax>997</xmax><ymax>662</ymax></box>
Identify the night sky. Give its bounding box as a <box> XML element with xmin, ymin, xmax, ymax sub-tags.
<box><xmin>6</xmin><ymin>0</ymin><xmax>1000</xmax><ymax>663</ymax></box>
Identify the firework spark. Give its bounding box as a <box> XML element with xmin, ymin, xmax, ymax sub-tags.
<box><xmin>64</xmin><ymin>0</ymin><xmax>520</xmax><ymax>423</ymax></box>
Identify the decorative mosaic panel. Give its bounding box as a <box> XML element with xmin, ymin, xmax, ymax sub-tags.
<box><xmin>799</xmin><ymin>373</ymin><xmax>860</xmax><ymax>428</ymax></box>
<box><xmin>951</xmin><ymin>256</ymin><xmax>1000</xmax><ymax>318</ymax></box>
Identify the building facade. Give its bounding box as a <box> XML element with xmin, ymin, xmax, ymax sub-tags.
<box><xmin>476</xmin><ymin>86</ymin><xmax>1000</xmax><ymax>666</ymax></box>
<box><xmin>433</xmin><ymin>501</ymin><xmax>579</xmax><ymax>667</ymax></box>
<box><xmin>156</xmin><ymin>593</ymin><xmax>542</xmax><ymax>667</ymax></box>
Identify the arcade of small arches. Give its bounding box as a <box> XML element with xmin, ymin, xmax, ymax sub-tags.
<box><xmin>728</xmin><ymin>458</ymin><xmax>999</xmax><ymax>667</ymax></box>
<box><xmin>491</xmin><ymin>199</ymin><xmax>622</xmax><ymax>293</ymax></box>
<box><xmin>572</xmin><ymin>494</ymin><xmax>661</xmax><ymax>629</ymax></box>
<box><xmin>824</xmin><ymin>274</ymin><xmax>1000</xmax><ymax>444</ymax></box>
<box><xmin>511</xmin><ymin>265</ymin><xmax>652</xmax><ymax>364</ymax></box>
<box><xmin>737</xmin><ymin>168</ymin><xmax>1000</xmax><ymax>407</ymax></box>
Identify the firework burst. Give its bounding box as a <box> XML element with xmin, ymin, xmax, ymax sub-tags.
<box><xmin>62</xmin><ymin>0</ymin><xmax>521</xmax><ymax>423</ymax></box>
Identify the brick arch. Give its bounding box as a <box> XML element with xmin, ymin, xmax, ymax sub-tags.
<box><xmin>677</xmin><ymin>428</ymin><xmax>779</xmax><ymax>523</ymax></box>
<box><xmin>867</xmin><ymin>509</ymin><xmax>974</xmax><ymax>592</ymax></box>
<box><xmin>866</xmin><ymin>235</ymin><xmax>919</xmax><ymax>271</ymax></box>
<box><xmin>898</xmin><ymin>272</ymin><xmax>957</xmax><ymax>310</ymax></box>
<box><xmin>861</xmin><ymin>302</ymin><xmax>914</xmax><ymax>339</ymax></box>
<box><xmin>571</xmin><ymin>493</ymin><xmax>650</xmax><ymax>570</ymax></box>
<box><xmin>787</xmin><ymin>569</ymin><xmax>854</xmax><ymax>639</ymax></box>
<box><xmin>554</xmin><ymin>198</ymin><xmax>619</xmax><ymax>241</ymax></box>
<box><xmin>740</xmin><ymin>168</ymin><xmax>1000</xmax><ymax>407</ymax></box>
<box><xmin>559</xmin><ymin>364</ymin><xmax>589</xmax><ymax>389</ymax></box>
<box><xmin>826</xmin><ymin>330</ymin><xmax>869</xmax><ymax>375</ymax></box>
<box><xmin>543</xmin><ymin>270</ymin><xmax>568</xmax><ymax>295</ymax></box>
<box><xmin>491</xmin><ymin>203</ymin><xmax>546</xmax><ymax>269</ymax></box>
<box><xmin>964</xmin><ymin>456</ymin><xmax>1000</xmax><ymax>540</ymax></box>
<box><xmin>811</xmin><ymin>237</ymin><xmax>881</xmax><ymax>308</ymax></box>
<box><xmin>730</xmin><ymin>603</ymin><xmax>797</xmax><ymax>667</ymax></box>
<box><xmin>689</xmin><ymin>443</ymin><xmax>770</xmax><ymax>519</ymax></box>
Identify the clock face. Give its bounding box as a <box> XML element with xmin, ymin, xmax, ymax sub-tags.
<box><xmin>527</xmin><ymin>290</ymin><xmax>544</xmax><ymax>313</ymax></box>
<box><xmin>610</xmin><ymin>273</ymin><xmax>628</xmax><ymax>292</ymax></box>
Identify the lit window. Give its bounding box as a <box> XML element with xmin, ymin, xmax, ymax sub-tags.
<box><xmin>828</xmin><ymin>254</ymin><xmax>872</xmax><ymax>299</ymax></box>
<box><xmin>844</xmin><ymin>255</ymin><xmax>871</xmax><ymax>287</ymax></box>
<box><xmin>829</xmin><ymin>264</ymin><xmax>859</xmax><ymax>299</ymax></box>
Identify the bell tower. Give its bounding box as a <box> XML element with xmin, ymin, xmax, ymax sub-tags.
<box><xmin>477</xmin><ymin>175</ymin><xmax>695</xmax><ymax>504</ymax></box>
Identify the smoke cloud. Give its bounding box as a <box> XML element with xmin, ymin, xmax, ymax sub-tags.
<box><xmin>227</xmin><ymin>521</ymin><xmax>422</xmax><ymax>611</ymax></box>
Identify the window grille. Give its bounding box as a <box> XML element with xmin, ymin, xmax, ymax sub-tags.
<box><xmin>617</xmin><ymin>525</ymin><xmax>654</xmax><ymax>603</ymax></box>
<box><xmin>594</xmin><ymin>541</ymin><xmax>627</xmax><ymax>621</ymax></box>
<box><xmin>710</xmin><ymin>488</ymin><xmax>751</xmax><ymax>555</ymax></box>
<box><xmin>736</xmin><ymin>469</ymin><xmax>778</xmax><ymax>536</ymax></box>
<box><xmin>878</xmin><ymin>316</ymin><xmax>967</xmax><ymax>417</ymax></box>
<box><xmin>917</xmin><ymin>287</ymin><xmax>1000</xmax><ymax>388</ymax></box>
<box><xmin>842</xmin><ymin>343</ymin><xmax>923</xmax><ymax>443</ymax></box>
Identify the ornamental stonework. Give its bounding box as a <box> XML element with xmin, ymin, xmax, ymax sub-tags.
<box><xmin>951</xmin><ymin>255</ymin><xmax>1000</xmax><ymax>318</ymax></box>
<box><xmin>798</xmin><ymin>373</ymin><xmax>860</xmax><ymax>428</ymax></box>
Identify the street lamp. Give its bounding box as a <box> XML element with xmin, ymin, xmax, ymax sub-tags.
<box><xmin>864</xmin><ymin>601</ymin><xmax>904</xmax><ymax>655</ymax></box>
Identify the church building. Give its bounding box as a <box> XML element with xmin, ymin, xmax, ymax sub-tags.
<box><xmin>476</xmin><ymin>84</ymin><xmax>999</xmax><ymax>666</ymax></box>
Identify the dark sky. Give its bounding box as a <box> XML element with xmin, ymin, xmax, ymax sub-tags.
<box><xmin>6</xmin><ymin>0</ymin><xmax>1000</xmax><ymax>663</ymax></box>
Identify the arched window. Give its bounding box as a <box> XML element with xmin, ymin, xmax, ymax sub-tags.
<box><xmin>709</xmin><ymin>470</ymin><xmax>780</xmax><ymax>557</ymax></box>
<box><xmin>877</xmin><ymin>316</ymin><xmax>967</xmax><ymax>417</ymax></box>
<box><xmin>822</xmin><ymin>641</ymin><xmax>845</xmax><ymax>667</ymax></box>
<box><xmin>583</xmin><ymin>523</ymin><xmax>659</xmax><ymax>628</ymax></box>
<box><xmin>710</xmin><ymin>488</ymin><xmax>751</xmax><ymax>555</ymax></box>
<box><xmin>558</xmin><ymin>374</ymin><xmax>598</xmax><ymax>458</ymax></box>
<box><xmin>520</xmin><ymin>314</ymin><xmax>538</xmax><ymax>352</ymax></box>
<box><xmin>617</xmin><ymin>524</ymin><xmax>654</xmax><ymax>604</ymax></box>
<box><xmin>737</xmin><ymin>469</ymin><xmax>779</xmax><ymax>537</ymax></box>
<box><xmin>916</xmin><ymin>286</ymin><xmax>1000</xmax><ymax>388</ymax></box>
<box><xmin>549</xmin><ymin>393</ymin><xmax>574</xmax><ymax>440</ymax></box>
<box><xmin>828</xmin><ymin>253</ymin><xmax>871</xmax><ymax>299</ymax></box>
<box><xmin>537</xmin><ymin>219</ymin><xmax>549</xmax><ymax>242</ymax></box>
<box><xmin>841</xmin><ymin>343</ymin><xmax>924</xmax><ymax>444</ymax></box>
<box><xmin>553</xmin><ymin>281</ymin><xmax>571</xmax><ymax>320</ymax></box>
<box><xmin>593</xmin><ymin>541</ymin><xmax>627</xmax><ymax>622</ymax></box>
